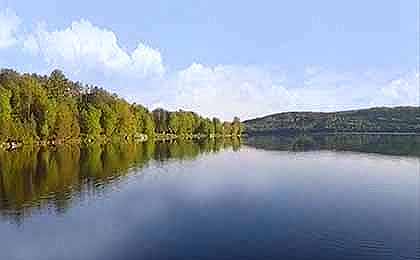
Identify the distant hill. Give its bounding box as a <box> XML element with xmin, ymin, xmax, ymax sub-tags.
<box><xmin>243</xmin><ymin>107</ymin><xmax>420</xmax><ymax>134</ymax></box>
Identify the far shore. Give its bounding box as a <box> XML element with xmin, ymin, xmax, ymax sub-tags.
<box><xmin>244</xmin><ymin>131</ymin><xmax>420</xmax><ymax>136</ymax></box>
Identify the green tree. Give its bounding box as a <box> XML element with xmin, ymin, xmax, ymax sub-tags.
<box><xmin>54</xmin><ymin>100</ymin><xmax>80</xmax><ymax>141</ymax></box>
<box><xmin>169</xmin><ymin>112</ymin><xmax>180</xmax><ymax>134</ymax></box>
<box><xmin>114</xmin><ymin>101</ymin><xmax>136</xmax><ymax>139</ymax></box>
<box><xmin>198</xmin><ymin>118</ymin><xmax>215</xmax><ymax>136</ymax></box>
<box><xmin>143</xmin><ymin>114</ymin><xmax>155</xmax><ymax>138</ymax></box>
<box><xmin>0</xmin><ymin>68</ymin><xmax>241</xmax><ymax>145</ymax></box>
<box><xmin>231</xmin><ymin>117</ymin><xmax>241</xmax><ymax>136</ymax></box>
<box><xmin>222</xmin><ymin>122</ymin><xmax>232</xmax><ymax>136</ymax></box>
<box><xmin>80</xmin><ymin>104</ymin><xmax>102</xmax><ymax>139</ymax></box>
<box><xmin>100</xmin><ymin>105</ymin><xmax>117</xmax><ymax>137</ymax></box>
<box><xmin>152</xmin><ymin>108</ymin><xmax>169</xmax><ymax>133</ymax></box>
<box><xmin>213</xmin><ymin>117</ymin><xmax>223</xmax><ymax>135</ymax></box>
<box><xmin>0</xmin><ymin>86</ymin><xmax>12</xmax><ymax>141</ymax></box>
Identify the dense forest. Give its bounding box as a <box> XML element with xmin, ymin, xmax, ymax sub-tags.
<box><xmin>244</xmin><ymin>107</ymin><xmax>420</xmax><ymax>134</ymax></box>
<box><xmin>0</xmin><ymin>69</ymin><xmax>242</xmax><ymax>149</ymax></box>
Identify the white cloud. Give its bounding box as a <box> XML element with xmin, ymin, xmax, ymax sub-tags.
<box><xmin>372</xmin><ymin>71</ymin><xmax>419</xmax><ymax>107</ymax></box>
<box><xmin>149</xmin><ymin>64</ymin><xmax>419</xmax><ymax>121</ymax></box>
<box><xmin>0</xmin><ymin>10</ymin><xmax>417</xmax><ymax>120</ymax></box>
<box><xmin>0</xmin><ymin>8</ymin><xmax>21</xmax><ymax>49</ymax></box>
<box><xmin>23</xmin><ymin>19</ymin><xmax>164</xmax><ymax>78</ymax></box>
<box><xmin>152</xmin><ymin>64</ymin><xmax>298</xmax><ymax>120</ymax></box>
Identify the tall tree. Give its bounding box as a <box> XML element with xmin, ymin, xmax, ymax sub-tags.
<box><xmin>80</xmin><ymin>104</ymin><xmax>102</xmax><ymax>139</ymax></box>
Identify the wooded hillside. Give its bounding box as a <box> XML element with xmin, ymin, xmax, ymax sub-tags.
<box><xmin>243</xmin><ymin>107</ymin><xmax>420</xmax><ymax>134</ymax></box>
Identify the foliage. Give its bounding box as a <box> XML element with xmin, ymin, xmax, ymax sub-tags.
<box><xmin>80</xmin><ymin>104</ymin><xmax>102</xmax><ymax>139</ymax></box>
<box><xmin>0</xmin><ymin>68</ymin><xmax>241</xmax><ymax>145</ymax></box>
<box><xmin>243</xmin><ymin>107</ymin><xmax>420</xmax><ymax>134</ymax></box>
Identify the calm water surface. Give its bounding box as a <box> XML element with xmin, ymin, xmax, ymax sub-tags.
<box><xmin>0</xmin><ymin>135</ymin><xmax>419</xmax><ymax>260</ymax></box>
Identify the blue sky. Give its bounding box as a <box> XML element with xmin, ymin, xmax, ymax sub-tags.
<box><xmin>0</xmin><ymin>0</ymin><xmax>418</xmax><ymax>120</ymax></box>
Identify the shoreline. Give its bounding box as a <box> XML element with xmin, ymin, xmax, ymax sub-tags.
<box><xmin>0</xmin><ymin>133</ymin><xmax>242</xmax><ymax>151</ymax></box>
<box><xmin>3</xmin><ymin>130</ymin><xmax>416</xmax><ymax>151</ymax></box>
<box><xmin>243</xmin><ymin>131</ymin><xmax>420</xmax><ymax>136</ymax></box>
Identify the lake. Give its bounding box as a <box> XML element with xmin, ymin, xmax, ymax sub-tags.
<box><xmin>0</xmin><ymin>134</ymin><xmax>419</xmax><ymax>260</ymax></box>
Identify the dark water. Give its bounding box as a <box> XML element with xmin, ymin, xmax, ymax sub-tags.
<box><xmin>0</xmin><ymin>135</ymin><xmax>419</xmax><ymax>260</ymax></box>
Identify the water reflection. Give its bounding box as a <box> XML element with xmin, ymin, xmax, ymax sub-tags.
<box><xmin>0</xmin><ymin>138</ymin><xmax>241</xmax><ymax>223</ymax></box>
<box><xmin>244</xmin><ymin>133</ymin><xmax>420</xmax><ymax>157</ymax></box>
<box><xmin>0</xmin><ymin>136</ymin><xmax>418</xmax><ymax>260</ymax></box>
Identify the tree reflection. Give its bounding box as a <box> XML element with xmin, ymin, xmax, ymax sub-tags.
<box><xmin>0</xmin><ymin>138</ymin><xmax>241</xmax><ymax>223</ymax></box>
<box><xmin>245</xmin><ymin>134</ymin><xmax>420</xmax><ymax>157</ymax></box>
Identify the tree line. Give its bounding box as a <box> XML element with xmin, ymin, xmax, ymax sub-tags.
<box><xmin>243</xmin><ymin>107</ymin><xmax>420</xmax><ymax>134</ymax></box>
<box><xmin>0</xmin><ymin>69</ymin><xmax>242</xmax><ymax>146</ymax></box>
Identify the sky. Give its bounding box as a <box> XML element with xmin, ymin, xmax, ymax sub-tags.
<box><xmin>0</xmin><ymin>0</ymin><xmax>418</xmax><ymax>120</ymax></box>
